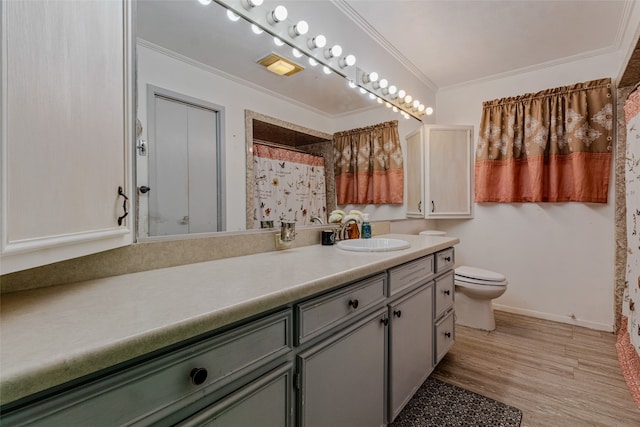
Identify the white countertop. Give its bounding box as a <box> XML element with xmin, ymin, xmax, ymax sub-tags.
<box><xmin>0</xmin><ymin>234</ymin><xmax>458</xmax><ymax>405</ymax></box>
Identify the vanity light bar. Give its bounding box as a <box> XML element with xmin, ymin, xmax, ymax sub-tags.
<box><xmin>210</xmin><ymin>0</ymin><xmax>356</xmax><ymax>82</ymax></box>
<box><xmin>356</xmin><ymin>68</ymin><xmax>429</xmax><ymax>120</ymax></box>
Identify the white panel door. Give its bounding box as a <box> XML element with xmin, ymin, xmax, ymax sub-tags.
<box><xmin>149</xmin><ymin>96</ymin><xmax>219</xmax><ymax>236</ymax></box>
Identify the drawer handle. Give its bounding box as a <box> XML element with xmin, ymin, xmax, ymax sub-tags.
<box><xmin>393</xmin><ymin>310</ymin><xmax>402</xmax><ymax>318</ymax></box>
<box><xmin>443</xmin><ymin>290</ymin><xmax>450</xmax><ymax>295</ymax></box>
<box><xmin>190</xmin><ymin>368</ymin><xmax>208</xmax><ymax>386</ymax></box>
<box><xmin>444</xmin><ymin>256</ymin><xmax>451</xmax><ymax>262</ymax></box>
<box><xmin>380</xmin><ymin>317</ymin><xmax>389</xmax><ymax>326</ymax></box>
<box><xmin>348</xmin><ymin>299</ymin><xmax>359</xmax><ymax>309</ymax></box>
<box><xmin>444</xmin><ymin>332</ymin><xmax>452</xmax><ymax>338</ymax></box>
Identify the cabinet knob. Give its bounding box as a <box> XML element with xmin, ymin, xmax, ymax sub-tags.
<box><xmin>444</xmin><ymin>332</ymin><xmax>452</xmax><ymax>338</ymax></box>
<box><xmin>431</xmin><ymin>200</ymin><xmax>435</xmax><ymax>213</ymax></box>
<box><xmin>348</xmin><ymin>299</ymin><xmax>359</xmax><ymax>309</ymax></box>
<box><xmin>393</xmin><ymin>310</ymin><xmax>402</xmax><ymax>318</ymax></box>
<box><xmin>139</xmin><ymin>186</ymin><xmax>151</xmax><ymax>194</ymax></box>
<box><xmin>190</xmin><ymin>368</ymin><xmax>208</xmax><ymax>385</ymax></box>
<box><xmin>443</xmin><ymin>290</ymin><xmax>450</xmax><ymax>295</ymax></box>
<box><xmin>117</xmin><ymin>186</ymin><xmax>129</xmax><ymax>226</ymax></box>
<box><xmin>380</xmin><ymin>317</ymin><xmax>389</xmax><ymax>326</ymax></box>
<box><xmin>444</xmin><ymin>256</ymin><xmax>451</xmax><ymax>262</ymax></box>
<box><xmin>418</xmin><ymin>200</ymin><xmax>422</xmax><ymax>213</ymax></box>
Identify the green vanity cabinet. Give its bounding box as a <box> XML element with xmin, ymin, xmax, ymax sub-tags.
<box><xmin>388</xmin><ymin>283</ymin><xmax>434</xmax><ymax>421</ymax></box>
<box><xmin>296</xmin><ymin>308</ymin><xmax>388</xmax><ymax>427</ymax></box>
<box><xmin>1</xmin><ymin>310</ymin><xmax>293</xmax><ymax>426</ymax></box>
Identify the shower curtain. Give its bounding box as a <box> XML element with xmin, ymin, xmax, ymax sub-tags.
<box><xmin>252</xmin><ymin>143</ymin><xmax>326</xmax><ymax>228</ymax></box>
<box><xmin>620</xmin><ymin>88</ymin><xmax>640</xmax><ymax>408</ymax></box>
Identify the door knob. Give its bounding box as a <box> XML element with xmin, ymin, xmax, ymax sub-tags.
<box><xmin>139</xmin><ymin>186</ymin><xmax>151</xmax><ymax>194</ymax></box>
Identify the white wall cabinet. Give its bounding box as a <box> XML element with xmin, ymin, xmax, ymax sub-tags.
<box><xmin>406</xmin><ymin>125</ymin><xmax>474</xmax><ymax>219</ymax></box>
<box><xmin>0</xmin><ymin>0</ymin><xmax>133</xmax><ymax>274</ymax></box>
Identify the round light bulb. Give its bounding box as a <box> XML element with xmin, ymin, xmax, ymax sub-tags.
<box><xmin>359</xmin><ymin>87</ymin><xmax>367</xmax><ymax>94</ymax></box>
<box><xmin>369</xmin><ymin>93</ymin><xmax>376</xmax><ymax>100</ymax></box>
<box><xmin>369</xmin><ymin>72</ymin><xmax>378</xmax><ymax>82</ymax></box>
<box><xmin>290</xmin><ymin>20</ymin><xmax>309</xmax><ymax>37</ymax></box>
<box><xmin>268</xmin><ymin>5</ymin><xmax>287</xmax><ymax>24</ymax></box>
<box><xmin>308</xmin><ymin>57</ymin><xmax>318</xmax><ymax>66</ymax></box>
<box><xmin>426</xmin><ymin>107</ymin><xmax>434</xmax><ymax>115</ymax></box>
<box><xmin>198</xmin><ymin>0</ymin><xmax>212</xmax><ymax>5</ymax></box>
<box><xmin>418</xmin><ymin>104</ymin><xmax>425</xmax><ymax>112</ymax></box>
<box><xmin>292</xmin><ymin>48</ymin><xmax>303</xmax><ymax>58</ymax></box>
<box><xmin>331</xmin><ymin>45</ymin><xmax>342</xmax><ymax>57</ymax></box>
<box><xmin>348</xmin><ymin>80</ymin><xmax>357</xmax><ymax>89</ymax></box>
<box><xmin>413</xmin><ymin>100</ymin><xmax>420</xmax><ymax>108</ymax></box>
<box><xmin>385</xmin><ymin>102</ymin><xmax>392</xmax><ymax>108</ymax></box>
<box><xmin>379</xmin><ymin>79</ymin><xmax>388</xmax><ymax>89</ymax></box>
<box><xmin>376</xmin><ymin>98</ymin><xmax>383</xmax><ymax>104</ymax></box>
<box><xmin>398</xmin><ymin>89</ymin><xmax>406</xmax><ymax>98</ymax></box>
<box><xmin>273</xmin><ymin>37</ymin><xmax>284</xmax><ymax>47</ymax></box>
<box><xmin>245</xmin><ymin>0</ymin><xmax>263</xmax><ymax>6</ymax></box>
<box><xmin>323</xmin><ymin>66</ymin><xmax>331</xmax><ymax>75</ymax></box>
<box><xmin>339</xmin><ymin>54</ymin><xmax>356</xmax><ymax>68</ymax></box>
<box><xmin>392</xmin><ymin>106</ymin><xmax>398</xmax><ymax>112</ymax></box>
<box><xmin>388</xmin><ymin>85</ymin><xmax>397</xmax><ymax>95</ymax></box>
<box><xmin>226</xmin><ymin>10</ymin><xmax>240</xmax><ymax>21</ymax></box>
<box><xmin>251</xmin><ymin>24</ymin><xmax>263</xmax><ymax>35</ymax></box>
<box><xmin>404</xmin><ymin>95</ymin><xmax>412</xmax><ymax>104</ymax></box>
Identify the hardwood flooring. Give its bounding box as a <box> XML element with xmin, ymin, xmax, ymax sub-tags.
<box><xmin>431</xmin><ymin>311</ymin><xmax>640</xmax><ymax>427</ymax></box>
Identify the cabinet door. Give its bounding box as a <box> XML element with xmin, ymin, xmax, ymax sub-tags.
<box><xmin>388</xmin><ymin>284</ymin><xmax>434</xmax><ymax>422</ymax></box>
<box><xmin>425</xmin><ymin>125</ymin><xmax>473</xmax><ymax>218</ymax></box>
<box><xmin>176</xmin><ymin>363</ymin><xmax>293</xmax><ymax>427</ymax></box>
<box><xmin>1</xmin><ymin>0</ymin><xmax>133</xmax><ymax>273</ymax></box>
<box><xmin>297</xmin><ymin>308</ymin><xmax>387</xmax><ymax>427</ymax></box>
<box><xmin>405</xmin><ymin>128</ymin><xmax>425</xmax><ymax>218</ymax></box>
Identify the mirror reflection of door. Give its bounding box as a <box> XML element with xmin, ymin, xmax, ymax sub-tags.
<box><xmin>147</xmin><ymin>87</ymin><xmax>223</xmax><ymax>236</ymax></box>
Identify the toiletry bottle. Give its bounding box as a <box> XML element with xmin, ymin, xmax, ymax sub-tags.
<box><xmin>362</xmin><ymin>214</ymin><xmax>372</xmax><ymax>239</ymax></box>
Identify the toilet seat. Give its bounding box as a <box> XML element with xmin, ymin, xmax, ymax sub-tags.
<box><xmin>455</xmin><ymin>266</ymin><xmax>508</xmax><ymax>286</ymax></box>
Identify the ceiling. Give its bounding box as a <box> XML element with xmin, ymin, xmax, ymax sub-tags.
<box><xmin>137</xmin><ymin>0</ymin><xmax>635</xmax><ymax>117</ymax></box>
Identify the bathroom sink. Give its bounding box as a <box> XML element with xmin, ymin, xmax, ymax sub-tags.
<box><xmin>337</xmin><ymin>238</ymin><xmax>410</xmax><ymax>252</ymax></box>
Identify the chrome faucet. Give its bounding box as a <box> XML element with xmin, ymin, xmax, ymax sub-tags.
<box><xmin>310</xmin><ymin>215</ymin><xmax>324</xmax><ymax>225</ymax></box>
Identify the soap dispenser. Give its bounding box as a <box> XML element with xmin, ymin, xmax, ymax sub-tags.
<box><xmin>361</xmin><ymin>214</ymin><xmax>372</xmax><ymax>239</ymax></box>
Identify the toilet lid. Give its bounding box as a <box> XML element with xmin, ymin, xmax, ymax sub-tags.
<box><xmin>455</xmin><ymin>276</ymin><xmax>508</xmax><ymax>287</ymax></box>
<box><xmin>455</xmin><ymin>266</ymin><xmax>506</xmax><ymax>282</ymax></box>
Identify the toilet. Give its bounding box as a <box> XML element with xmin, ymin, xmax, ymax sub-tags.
<box><xmin>419</xmin><ymin>230</ymin><xmax>508</xmax><ymax>331</ymax></box>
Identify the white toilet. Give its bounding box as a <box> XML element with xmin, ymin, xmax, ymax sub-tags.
<box><xmin>419</xmin><ymin>230</ymin><xmax>508</xmax><ymax>331</ymax></box>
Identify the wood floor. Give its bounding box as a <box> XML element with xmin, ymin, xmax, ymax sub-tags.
<box><xmin>431</xmin><ymin>311</ymin><xmax>640</xmax><ymax>427</ymax></box>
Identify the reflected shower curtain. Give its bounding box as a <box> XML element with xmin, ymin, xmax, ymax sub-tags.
<box><xmin>252</xmin><ymin>143</ymin><xmax>326</xmax><ymax>228</ymax></box>
<box><xmin>620</xmin><ymin>88</ymin><xmax>640</xmax><ymax>408</ymax></box>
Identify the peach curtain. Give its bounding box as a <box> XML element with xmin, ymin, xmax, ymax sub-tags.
<box><xmin>333</xmin><ymin>120</ymin><xmax>403</xmax><ymax>204</ymax></box>
<box><xmin>475</xmin><ymin>78</ymin><xmax>613</xmax><ymax>203</ymax></box>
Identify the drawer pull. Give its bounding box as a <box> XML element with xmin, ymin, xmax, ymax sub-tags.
<box><xmin>444</xmin><ymin>332</ymin><xmax>451</xmax><ymax>338</ymax></box>
<box><xmin>380</xmin><ymin>317</ymin><xmax>389</xmax><ymax>326</ymax></box>
<box><xmin>444</xmin><ymin>256</ymin><xmax>451</xmax><ymax>262</ymax></box>
<box><xmin>348</xmin><ymin>299</ymin><xmax>359</xmax><ymax>309</ymax></box>
<box><xmin>190</xmin><ymin>368</ymin><xmax>208</xmax><ymax>386</ymax></box>
<box><xmin>443</xmin><ymin>290</ymin><xmax>450</xmax><ymax>295</ymax></box>
<box><xmin>393</xmin><ymin>310</ymin><xmax>402</xmax><ymax>318</ymax></box>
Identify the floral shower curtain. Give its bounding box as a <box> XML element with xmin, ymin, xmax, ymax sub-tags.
<box><xmin>252</xmin><ymin>143</ymin><xmax>326</xmax><ymax>228</ymax></box>
<box><xmin>333</xmin><ymin>120</ymin><xmax>403</xmax><ymax>205</ymax></box>
<box><xmin>620</xmin><ymin>88</ymin><xmax>640</xmax><ymax>408</ymax></box>
<box><xmin>475</xmin><ymin>78</ymin><xmax>613</xmax><ymax>203</ymax></box>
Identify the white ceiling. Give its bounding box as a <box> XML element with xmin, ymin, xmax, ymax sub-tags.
<box><xmin>137</xmin><ymin>0</ymin><xmax>635</xmax><ymax>116</ymax></box>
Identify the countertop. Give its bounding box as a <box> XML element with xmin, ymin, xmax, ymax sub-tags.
<box><xmin>0</xmin><ymin>234</ymin><xmax>458</xmax><ymax>406</ymax></box>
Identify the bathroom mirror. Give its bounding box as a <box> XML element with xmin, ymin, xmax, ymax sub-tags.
<box><xmin>135</xmin><ymin>0</ymin><xmax>416</xmax><ymax>238</ymax></box>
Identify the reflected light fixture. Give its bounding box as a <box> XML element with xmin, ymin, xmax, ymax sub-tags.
<box><xmin>308</xmin><ymin>57</ymin><xmax>318</xmax><ymax>66</ymax></box>
<box><xmin>226</xmin><ymin>9</ymin><xmax>240</xmax><ymax>21</ymax></box>
<box><xmin>348</xmin><ymin>80</ymin><xmax>357</xmax><ymax>89</ymax></box>
<box><xmin>426</xmin><ymin>107</ymin><xmax>434</xmax><ymax>115</ymax></box>
<box><xmin>398</xmin><ymin>89</ymin><xmax>406</xmax><ymax>99</ymax></box>
<box><xmin>199</xmin><ymin>0</ymin><xmax>212</xmax><ymax>4</ymax></box>
<box><xmin>322</xmin><ymin>66</ymin><xmax>331</xmax><ymax>75</ymax></box>
<box><xmin>251</xmin><ymin>24</ymin><xmax>263</xmax><ymax>34</ymax></box>
<box><xmin>292</xmin><ymin>48</ymin><xmax>303</xmax><ymax>58</ymax></box>
<box><xmin>257</xmin><ymin>53</ymin><xmax>304</xmax><ymax>76</ymax></box>
<box><xmin>273</xmin><ymin>37</ymin><xmax>285</xmax><ymax>47</ymax></box>
<box><xmin>242</xmin><ymin>0</ymin><xmax>263</xmax><ymax>8</ymax></box>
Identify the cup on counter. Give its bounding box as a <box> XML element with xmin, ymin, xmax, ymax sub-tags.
<box><xmin>321</xmin><ymin>230</ymin><xmax>335</xmax><ymax>246</ymax></box>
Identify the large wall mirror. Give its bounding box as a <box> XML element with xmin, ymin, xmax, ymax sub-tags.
<box><xmin>135</xmin><ymin>0</ymin><xmax>419</xmax><ymax>239</ymax></box>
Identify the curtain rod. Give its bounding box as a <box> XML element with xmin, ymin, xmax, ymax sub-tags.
<box><xmin>253</xmin><ymin>139</ymin><xmax>323</xmax><ymax>156</ymax></box>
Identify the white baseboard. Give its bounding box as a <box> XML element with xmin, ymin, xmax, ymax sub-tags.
<box><xmin>492</xmin><ymin>303</ymin><xmax>614</xmax><ymax>332</ymax></box>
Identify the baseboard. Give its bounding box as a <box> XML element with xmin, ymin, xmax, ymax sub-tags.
<box><xmin>492</xmin><ymin>304</ymin><xmax>614</xmax><ymax>332</ymax></box>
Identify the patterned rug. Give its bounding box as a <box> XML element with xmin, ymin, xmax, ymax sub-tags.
<box><xmin>390</xmin><ymin>377</ymin><xmax>523</xmax><ymax>427</ymax></box>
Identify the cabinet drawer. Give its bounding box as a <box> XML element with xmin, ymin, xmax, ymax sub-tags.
<box><xmin>435</xmin><ymin>248</ymin><xmax>455</xmax><ymax>273</ymax></box>
<box><xmin>3</xmin><ymin>310</ymin><xmax>292</xmax><ymax>427</ymax></box>
<box><xmin>296</xmin><ymin>274</ymin><xmax>386</xmax><ymax>345</ymax></box>
<box><xmin>435</xmin><ymin>310</ymin><xmax>455</xmax><ymax>365</ymax></box>
<box><xmin>434</xmin><ymin>271</ymin><xmax>455</xmax><ymax>318</ymax></box>
<box><xmin>388</xmin><ymin>255</ymin><xmax>434</xmax><ymax>296</ymax></box>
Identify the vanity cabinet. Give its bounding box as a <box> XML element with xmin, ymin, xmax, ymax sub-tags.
<box><xmin>1</xmin><ymin>310</ymin><xmax>292</xmax><ymax>426</ymax></box>
<box><xmin>406</xmin><ymin>125</ymin><xmax>474</xmax><ymax>219</ymax></box>
<box><xmin>1</xmin><ymin>0</ymin><xmax>133</xmax><ymax>274</ymax></box>
<box><xmin>388</xmin><ymin>284</ymin><xmax>434</xmax><ymax>421</ymax></box>
<box><xmin>296</xmin><ymin>308</ymin><xmax>387</xmax><ymax>427</ymax></box>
